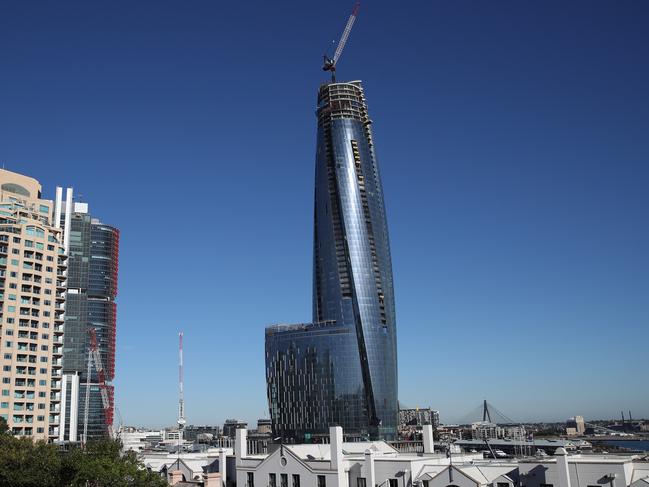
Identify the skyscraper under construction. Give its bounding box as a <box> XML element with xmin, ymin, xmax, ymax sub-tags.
<box><xmin>266</xmin><ymin>80</ymin><xmax>398</xmax><ymax>441</ymax></box>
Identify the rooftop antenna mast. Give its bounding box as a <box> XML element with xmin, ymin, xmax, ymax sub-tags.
<box><xmin>177</xmin><ymin>332</ymin><xmax>186</xmax><ymax>454</ymax></box>
<box><xmin>323</xmin><ymin>2</ymin><xmax>361</xmax><ymax>82</ymax></box>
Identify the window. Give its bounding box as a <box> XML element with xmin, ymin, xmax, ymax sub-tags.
<box><xmin>247</xmin><ymin>472</ymin><xmax>255</xmax><ymax>487</ymax></box>
<box><xmin>389</xmin><ymin>480</ymin><xmax>398</xmax><ymax>487</ymax></box>
<box><xmin>357</xmin><ymin>479</ymin><xmax>366</xmax><ymax>487</ymax></box>
<box><xmin>0</xmin><ymin>402</ymin><xmax>8</xmax><ymax>408</ymax></box>
<box><xmin>292</xmin><ymin>475</ymin><xmax>300</xmax><ymax>487</ymax></box>
<box><xmin>498</xmin><ymin>483</ymin><xmax>509</xmax><ymax>487</ymax></box>
<box><xmin>269</xmin><ymin>474</ymin><xmax>277</xmax><ymax>487</ymax></box>
<box><xmin>281</xmin><ymin>474</ymin><xmax>288</xmax><ymax>487</ymax></box>
<box><xmin>318</xmin><ymin>476</ymin><xmax>326</xmax><ymax>487</ymax></box>
<box><xmin>422</xmin><ymin>481</ymin><xmax>429</xmax><ymax>487</ymax></box>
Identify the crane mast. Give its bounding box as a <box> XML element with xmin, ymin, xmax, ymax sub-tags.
<box><xmin>323</xmin><ymin>2</ymin><xmax>360</xmax><ymax>82</ymax></box>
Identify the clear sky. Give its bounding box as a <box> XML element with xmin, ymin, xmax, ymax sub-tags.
<box><xmin>1</xmin><ymin>0</ymin><xmax>648</xmax><ymax>427</ymax></box>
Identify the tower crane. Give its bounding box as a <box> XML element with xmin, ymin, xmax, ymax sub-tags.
<box><xmin>323</xmin><ymin>2</ymin><xmax>360</xmax><ymax>82</ymax></box>
<box><xmin>82</xmin><ymin>328</ymin><xmax>112</xmax><ymax>446</ymax></box>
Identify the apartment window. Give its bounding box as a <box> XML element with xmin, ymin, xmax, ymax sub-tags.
<box><xmin>317</xmin><ymin>476</ymin><xmax>326</xmax><ymax>487</ymax></box>
<box><xmin>36</xmin><ymin>427</ymin><xmax>44</xmax><ymax>434</ymax></box>
<box><xmin>281</xmin><ymin>474</ymin><xmax>288</xmax><ymax>487</ymax></box>
<box><xmin>10</xmin><ymin>260</ymin><xmax>18</xmax><ymax>266</ymax></box>
<box><xmin>37</xmin><ymin>415</ymin><xmax>45</xmax><ymax>421</ymax></box>
<box><xmin>269</xmin><ymin>473</ymin><xmax>277</xmax><ymax>487</ymax></box>
<box><xmin>1</xmin><ymin>391</ymin><xmax>8</xmax><ymax>397</ymax></box>
<box><xmin>247</xmin><ymin>472</ymin><xmax>255</xmax><ymax>487</ymax></box>
<box><xmin>292</xmin><ymin>475</ymin><xmax>300</xmax><ymax>487</ymax></box>
<box><xmin>2</xmin><ymin>366</ymin><xmax>10</xmax><ymax>372</ymax></box>
<box><xmin>0</xmin><ymin>402</ymin><xmax>8</xmax><ymax>408</ymax></box>
<box><xmin>357</xmin><ymin>479</ymin><xmax>366</xmax><ymax>487</ymax></box>
<box><xmin>389</xmin><ymin>480</ymin><xmax>398</xmax><ymax>487</ymax></box>
<box><xmin>38</xmin><ymin>404</ymin><xmax>45</xmax><ymax>410</ymax></box>
<box><xmin>2</xmin><ymin>354</ymin><xmax>9</xmax><ymax>360</ymax></box>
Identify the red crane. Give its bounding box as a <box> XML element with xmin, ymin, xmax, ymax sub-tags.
<box><xmin>323</xmin><ymin>2</ymin><xmax>361</xmax><ymax>82</ymax></box>
<box><xmin>82</xmin><ymin>328</ymin><xmax>112</xmax><ymax>445</ymax></box>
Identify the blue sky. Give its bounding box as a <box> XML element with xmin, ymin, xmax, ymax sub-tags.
<box><xmin>1</xmin><ymin>0</ymin><xmax>648</xmax><ymax>427</ymax></box>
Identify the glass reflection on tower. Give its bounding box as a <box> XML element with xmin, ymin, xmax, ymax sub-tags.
<box><xmin>266</xmin><ymin>81</ymin><xmax>398</xmax><ymax>441</ymax></box>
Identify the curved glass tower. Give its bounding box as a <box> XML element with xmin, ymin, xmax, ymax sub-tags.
<box><xmin>266</xmin><ymin>81</ymin><xmax>398</xmax><ymax>441</ymax></box>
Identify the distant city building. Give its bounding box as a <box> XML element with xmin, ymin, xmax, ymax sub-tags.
<box><xmin>256</xmin><ymin>418</ymin><xmax>271</xmax><ymax>435</ymax></box>
<box><xmin>0</xmin><ymin>169</ymin><xmax>67</xmax><ymax>441</ymax></box>
<box><xmin>470</xmin><ymin>421</ymin><xmax>526</xmax><ymax>441</ymax></box>
<box><xmin>222</xmin><ymin>419</ymin><xmax>247</xmax><ymax>438</ymax></box>
<box><xmin>399</xmin><ymin>408</ymin><xmax>440</xmax><ymax>427</ymax></box>
<box><xmin>183</xmin><ymin>424</ymin><xmax>221</xmax><ymax>443</ymax></box>
<box><xmin>266</xmin><ymin>80</ymin><xmax>399</xmax><ymax>442</ymax></box>
<box><xmin>59</xmin><ymin>201</ymin><xmax>119</xmax><ymax>442</ymax></box>
<box><xmin>565</xmin><ymin>415</ymin><xmax>586</xmax><ymax>436</ymax></box>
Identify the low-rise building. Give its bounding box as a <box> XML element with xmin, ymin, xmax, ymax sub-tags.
<box><xmin>235</xmin><ymin>425</ymin><xmax>485</xmax><ymax>487</ymax></box>
<box><xmin>519</xmin><ymin>448</ymin><xmax>649</xmax><ymax>487</ymax></box>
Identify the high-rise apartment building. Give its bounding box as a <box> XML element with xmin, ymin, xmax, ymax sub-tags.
<box><xmin>59</xmin><ymin>202</ymin><xmax>119</xmax><ymax>442</ymax></box>
<box><xmin>0</xmin><ymin>169</ymin><xmax>68</xmax><ymax>441</ymax></box>
<box><xmin>266</xmin><ymin>81</ymin><xmax>398</xmax><ymax>441</ymax></box>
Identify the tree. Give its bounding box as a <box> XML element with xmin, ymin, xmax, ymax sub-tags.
<box><xmin>61</xmin><ymin>439</ymin><xmax>168</xmax><ymax>487</ymax></box>
<box><xmin>0</xmin><ymin>436</ymin><xmax>167</xmax><ymax>487</ymax></box>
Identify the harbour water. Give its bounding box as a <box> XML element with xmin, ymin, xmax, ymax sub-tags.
<box><xmin>595</xmin><ymin>440</ymin><xmax>649</xmax><ymax>452</ymax></box>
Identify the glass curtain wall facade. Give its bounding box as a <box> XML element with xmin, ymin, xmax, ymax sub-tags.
<box><xmin>266</xmin><ymin>81</ymin><xmax>398</xmax><ymax>441</ymax></box>
<box><xmin>61</xmin><ymin>206</ymin><xmax>119</xmax><ymax>441</ymax></box>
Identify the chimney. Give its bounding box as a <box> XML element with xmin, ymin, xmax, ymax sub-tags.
<box><xmin>423</xmin><ymin>424</ymin><xmax>434</xmax><ymax>454</ymax></box>
<box><xmin>330</xmin><ymin>426</ymin><xmax>345</xmax><ymax>487</ymax></box>
<box><xmin>364</xmin><ymin>449</ymin><xmax>376</xmax><ymax>487</ymax></box>
<box><xmin>219</xmin><ymin>448</ymin><xmax>227</xmax><ymax>487</ymax></box>
<box><xmin>235</xmin><ymin>429</ymin><xmax>248</xmax><ymax>464</ymax></box>
<box><xmin>555</xmin><ymin>448</ymin><xmax>572</xmax><ymax>487</ymax></box>
<box><xmin>170</xmin><ymin>470</ymin><xmax>184</xmax><ymax>485</ymax></box>
<box><xmin>206</xmin><ymin>472</ymin><xmax>222</xmax><ymax>487</ymax></box>
<box><xmin>330</xmin><ymin>426</ymin><xmax>343</xmax><ymax>471</ymax></box>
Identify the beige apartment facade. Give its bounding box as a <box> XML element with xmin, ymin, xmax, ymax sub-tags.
<box><xmin>0</xmin><ymin>169</ymin><xmax>68</xmax><ymax>441</ymax></box>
